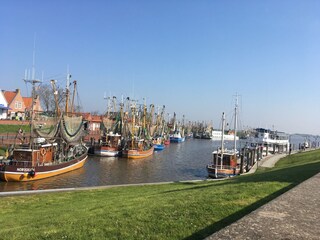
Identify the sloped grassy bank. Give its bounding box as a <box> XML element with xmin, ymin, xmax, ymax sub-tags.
<box><xmin>0</xmin><ymin>150</ymin><xmax>319</xmax><ymax>240</ymax></box>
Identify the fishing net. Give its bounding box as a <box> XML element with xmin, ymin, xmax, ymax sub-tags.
<box><xmin>61</xmin><ymin>115</ymin><xmax>84</xmax><ymax>142</ymax></box>
<box><xmin>33</xmin><ymin>112</ymin><xmax>60</xmax><ymax>139</ymax></box>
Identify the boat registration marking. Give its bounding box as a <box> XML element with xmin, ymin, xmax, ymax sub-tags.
<box><xmin>17</xmin><ymin>168</ymin><xmax>32</xmax><ymax>172</ymax></box>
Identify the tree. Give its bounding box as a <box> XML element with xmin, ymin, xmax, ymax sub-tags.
<box><xmin>36</xmin><ymin>83</ymin><xmax>65</xmax><ymax>113</ymax></box>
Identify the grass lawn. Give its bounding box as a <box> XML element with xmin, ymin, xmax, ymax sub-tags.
<box><xmin>0</xmin><ymin>150</ymin><xmax>319</xmax><ymax>240</ymax></box>
<box><xmin>0</xmin><ymin>124</ymin><xmax>30</xmax><ymax>134</ymax></box>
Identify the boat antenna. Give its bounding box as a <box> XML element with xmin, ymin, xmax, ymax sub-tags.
<box><xmin>65</xmin><ymin>66</ymin><xmax>71</xmax><ymax>114</ymax></box>
<box><xmin>32</xmin><ymin>33</ymin><xmax>36</xmax><ymax>80</ymax></box>
<box><xmin>220</xmin><ymin>112</ymin><xmax>225</xmax><ymax>170</ymax></box>
<box><xmin>24</xmin><ymin>34</ymin><xmax>42</xmax><ymax>147</ymax></box>
<box><xmin>233</xmin><ymin>93</ymin><xmax>239</xmax><ymax>153</ymax></box>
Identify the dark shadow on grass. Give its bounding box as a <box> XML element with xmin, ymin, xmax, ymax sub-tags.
<box><xmin>182</xmin><ymin>184</ymin><xmax>294</xmax><ymax>240</ymax></box>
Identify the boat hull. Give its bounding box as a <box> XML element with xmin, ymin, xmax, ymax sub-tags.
<box><xmin>154</xmin><ymin>144</ymin><xmax>165</xmax><ymax>151</ymax></box>
<box><xmin>122</xmin><ymin>146</ymin><xmax>154</xmax><ymax>159</ymax></box>
<box><xmin>207</xmin><ymin>164</ymin><xmax>240</xmax><ymax>178</ymax></box>
<box><xmin>170</xmin><ymin>137</ymin><xmax>185</xmax><ymax>143</ymax></box>
<box><xmin>0</xmin><ymin>153</ymin><xmax>88</xmax><ymax>182</ymax></box>
<box><xmin>94</xmin><ymin>146</ymin><xmax>119</xmax><ymax>157</ymax></box>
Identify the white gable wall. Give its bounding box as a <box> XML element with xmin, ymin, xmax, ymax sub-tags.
<box><xmin>0</xmin><ymin>89</ymin><xmax>9</xmax><ymax>119</ymax></box>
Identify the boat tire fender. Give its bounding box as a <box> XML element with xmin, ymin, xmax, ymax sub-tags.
<box><xmin>40</xmin><ymin>148</ymin><xmax>46</xmax><ymax>156</ymax></box>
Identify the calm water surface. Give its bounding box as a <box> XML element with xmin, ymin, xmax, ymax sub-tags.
<box><xmin>0</xmin><ymin>135</ymin><xmax>308</xmax><ymax>192</ymax></box>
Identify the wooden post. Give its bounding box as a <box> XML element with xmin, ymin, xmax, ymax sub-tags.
<box><xmin>273</xmin><ymin>144</ymin><xmax>276</xmax><ymax>154</ymax></box>
<box><xmin>246</xmin><ymin>151</ymin><xmax>250</xmax><ymax>172</ymax></box>
<box><xmin>266</xmin><ymin>144</ymin><xmax>268</xmax><ymax>156</ymax></box>
<box><xmin>240</xmin><ymin>148</ymin><xmax>245</xmax><ymax>174</ymax></box>
<box><xmin>252</xmin><ymin>148</ymin><xmax>256</xmax><ymax>167</ymax></box>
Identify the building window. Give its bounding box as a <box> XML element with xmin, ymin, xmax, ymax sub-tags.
<box><xmin>15</xmin><ymin>101</ymin><xmax>22</xmax><ymax>109</ymax></box>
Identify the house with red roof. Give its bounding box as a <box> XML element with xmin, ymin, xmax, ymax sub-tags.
<box><xmin>81</xmin><ymin>113</ymin><xmax>102</xmax><ymax>133</ymax></box>
<box><xmin>80</xmin><ymin>113</ymin><xmax>102</xmax><ymax>142</ymax></box>
<box><xmin>2</xmin><ymin>88</ymin><xmax>42</xmax><ymax>120</ymax></box>
<box><xmin>91</xmin><ymin>115</ymin><xmax>102</xmax><ymax>132</ymax></box>
<box><xmin>2</xmin><ymin>89</ymin><xmax>26</xmax><ymax>120</ymax></box>
<box><xmin>23</xmin><ymin>95</ymin><xmax>42</xmax><ymax>113</ymax></box>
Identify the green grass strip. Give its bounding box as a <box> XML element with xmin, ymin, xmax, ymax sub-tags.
<box><xmin>0</xmin><ymin>124</ymin><xmax>30</xmax><ymax>134</ymax></box>
<box><xmin>0</xmin><ymin>150</ymin><xmax>319</xmax><ymax>240</ymax></box>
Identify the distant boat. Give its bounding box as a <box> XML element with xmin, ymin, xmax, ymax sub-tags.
<box><xmin>168</xmin><ymin>112</ymin><xmax>185</xmax><ymax>143</ymax></box>
<box><xmin>170</xmin><ymin>130</ymin><xmax>185</xmax><ymax>143</ymax></box>
<box><xmin>122</xmin><ymin>101</ymin><xmax>154</xmax><ymax>159</ymax></box>
<box><xmin>164</xmin><ymin>138</ymin><xmax>170</xmax><ymax>145</ymax></box>
<box><xmin>151</xmin><ymin>106</ymin><xmax>166</xmax><ymax>151</ymax></box>
<box><xmin>245</xmin><ymin>128</ymin><xmax>290</xmax><ymax>154</ymax></box>
<box><xmin>201</xmin><ymin>131</ymin><xmax>212</xmax><ymax>139</ymax></box>
<box><xmin>94</xmin><ymin>98</ymin><xmax>124</xmax><ymax>157</ymax></box>
<box><xmin>94</xmin><ymin>132</ymin><xmax>122</xmax><ymax>157</ymax></box>
<box><xmin>211</xmin><ymin>130</ymin><xmax>239</xmax><ymax>141</ymax></box>
<box><xmin>122</xmin><ymin>139</ymin><xmax>154</xmax><ymax>159</ymax></box>
<box><xmin>185</xmin><ymin>132</ymin><xmax>193</xmax><ymax>139</ymax></box>
<box><xmin>301</xmin><ymin>140</ymin><xmax>309</xmax><ymax>149</ymax></box>
<box><xmin>153</xmin><ymin>136</ymin><xmax>165</xmax><ymax>151</ymax></box>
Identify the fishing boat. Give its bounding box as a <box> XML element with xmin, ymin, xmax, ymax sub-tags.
<box><xmin>122</xmin><ymin>139</ymin><xmax>154</xmax><ymax>159</ymax></box>
<box><xmin>152</xmin><ymin>105</ymin><xmax>166</xmax><ymax>151</ymax></box>
<box><xmin>122</xmin><ymin>100</ymin><xmax>154</xmax><ymax>159</ymax></box>
<box><xmin>164</xmin><ymin>138</ymin><xmax>170</xmax><ymax>145</ymax></box>
<box><xmin>94</xmin><ymin>97</ymin><xmax>123</xmax><ymax>157</ymax></box>
<box><xmin>168</xmin><ymin>112</ymin><xmax>185</xmax><ymax>143</ymax></box>
<box><xmin>207</xmin><ymin>96</ymin><xmax>241</xmax><ymax>178</ymax></box>
<box><xmin>0</xmin><ymin>78</ymin><xmax>88</xmax><ymax>182</ymax></box>
<box><xmin>94</xmin><ymin>132</ymin><xmax>122</xmax><ymax>156</ymax></box>
<box><xmin>207</xmin><ymin>148</ymin><xmax>240</xmax><ymax>178</ymax></box>
<box><xmin>153</xmin><ymin>136</ymin><xmax>165</xmax><ymax>151</ymax></box>
<box><xmin>170</xmin><ymin>130</ymin><xmax>185</xmax><ymax>143</ymax></box>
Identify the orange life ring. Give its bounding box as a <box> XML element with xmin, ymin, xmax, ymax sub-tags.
<box><xmin>40</xmin><ymin>148</ymin><xmax>46</xmax><ymax>156</ymax></box>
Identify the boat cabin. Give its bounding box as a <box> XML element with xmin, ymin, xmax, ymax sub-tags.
<box><xmin>12</xmin><ymin>142</ymin><xmax>57</xmax><ymax>167</ymax></box>
<box><xmin>212</xmin><ymin>151</ymin><xmax>238</xmax><ymax>169</ymax></box>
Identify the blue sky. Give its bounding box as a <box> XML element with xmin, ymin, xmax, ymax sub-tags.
<box><xmin>1</xmin><ymin>0</ymin><xmax>320</xmax><ymax>134</ymax></box>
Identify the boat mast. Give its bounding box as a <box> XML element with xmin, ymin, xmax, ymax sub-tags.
<box><xmin>50</xmin><ymin>80</ymin><xmax>61</xmax><ymax>116</ymax></box>
<box><xmin>143</xmin><ymin>98</ymin><xmax>147</xmax><ymax>130</ymax></box>
<box><xmin>131</xmin><ymin>101</ymin><xmax>136</xmax><ymax>149</ymax></box>
<box><xmin>70</xmin><ymin>80</ymin><xmax>77</xmax><ymax>115</ymax></box>
<box><xmin>234</xmin><ymin>94</ymin><xmax>238</xmax><ymax>153</ymax></box>
<box><xmin>65</xmin><ymin>71</ymin><xmax>71</xmax><ymax>115</ymax></box>
<box><xmin>24</xmin><ymin>79</ymin><xmax>41</xmax><ymax>147</ymax></box>
<box><xmin>220</xmin><ymin>112</ymin><xmax>225</xmax><ymax>169</ymax></box>
<box><xmin>119</xmin><ymin>97</ymin><xmax>124</xmax><ymax>134</ymax></box>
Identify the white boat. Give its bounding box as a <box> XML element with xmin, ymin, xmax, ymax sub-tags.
<box><xmin>94</xmin><ymin>132</ymin><xmax>121</xmax><ymax>157</ymax></box>
<box><xmin>246</xmin><ymin>128</ymin><xmax>289</xmax><ymax>145</ymax></box>
<box><xmin>211</xmin><ymin>130</ymin><xmax>239</xmax><ymax>141</ymax></box>
<box><xmin>245</xmin><ymin>128</ymin><xmax>290</xmax><ymax>154</ymax></box>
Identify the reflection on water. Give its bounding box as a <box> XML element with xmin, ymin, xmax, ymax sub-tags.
<box><xmin>0</xmin><ymin>136</ymin><xmax>307</xmax><ymax>192</ymax></box>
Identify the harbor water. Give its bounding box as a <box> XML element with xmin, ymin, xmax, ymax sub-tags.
<box><xmin>0</xmin><ymin>135</ymin><xmax>310</xmax><ymax>192</ymax></box>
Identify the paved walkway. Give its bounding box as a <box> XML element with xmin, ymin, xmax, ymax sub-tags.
<box><xmin>206</xmin><ymin>154</ymin><xmax>320</xmax><ymax>240</ymax></box>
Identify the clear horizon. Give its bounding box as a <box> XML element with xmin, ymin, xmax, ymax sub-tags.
<box><xmin>1</xmin><ymin>0</ymin><xmax>320</xmax><ymax>135</ymax></box>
